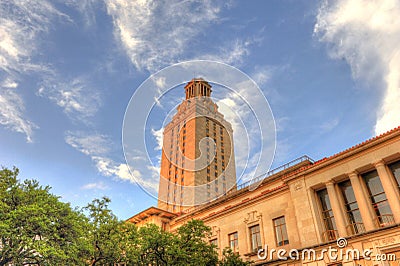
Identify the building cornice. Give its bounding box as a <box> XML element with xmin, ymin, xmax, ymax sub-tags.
<box><xmin>282</xmin><ymin>125</ymin><xmax>400</xmax><ymax>183</ymax></box>
<box><xmin>126</xmin><ymin>206</ymin><xmax>177</xmax><ymax>224</ymax></box>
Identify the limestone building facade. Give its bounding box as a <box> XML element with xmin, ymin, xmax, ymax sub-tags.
<box><xmin>128</xmin><ymin>79</ymin><xmax>400</xmax><ymax>265</ymax></box>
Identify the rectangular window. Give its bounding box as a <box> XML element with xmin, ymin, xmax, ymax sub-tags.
<box><xmin>249</xmin><ymin>224</ymin><xmax>262</xmax><ymax>252</ymax></box>
<box><xmin>388</xmin><ymin>160</ymin><xmax>400</xmax><ymax>190</ymax></box>
<box><xmin>161</xmin><ymin>221</ymin><xmax>167</xmax><ymax>231</ymax></box>
<box><xmin>317</xmin><ymin>189</ymin><xmax>338</xmax><ymax>241</ymax></box>
<box><xmin>362</xmin><ymin>170</ymin><xmax>394</xmax><ymax>227</ymax></box>
<box><xmin>228</xmin><ymin>232</ymin><xmax>238</xmax><ymax>252</ymax></box>
<box><xmin>210</xmin><ymin>238</ymin><xmax>218</xmax><ymax>247</ymax></box>
<box><xmin>338</xmin><ymin>180</ymin><xmax>365</xmax><ymax>234</ymax></box>
<box><xmin>273</xmin><ymin>216</ymin><xmax>289</xmax><ymax>246</ymax></box>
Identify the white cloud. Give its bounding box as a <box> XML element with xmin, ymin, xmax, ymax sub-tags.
<box><xmin>154</xmin><ymin>76</ymin><xmax>166</xmax><ymax>89</ymax></box>
<box><xmin>65</xmin><ymin>0</ymin><xmax>102</xmax><ymax>28</ymax></box>
<box><xmin>66</xmin><ymin>131</ymin><xmax>158</xmax><ymax>192</ymax></box>
<box><xmin>0</xmin><ymin>80</ymin><xmax>38</xmax><ymax>142</ymax></box>
<box><xmin>320</xmin><ymin>117</ymin><xmax>340</xmax><ymax>132</ymax></box>
<box><xmin>203</xmin><ymin>39</ymin><xmax>251</xmax><ymax>66</ymax></box>
<box><xmin>65</xmin><ymin>131</ymin><xmax>111</xmax><ymax>156</ymax></box>
<box><xmin>250</xmin><ymin>66</ymin><xmax>272</xmax><ymax>87</ymax></box>
<box><xmin>81</xmin><ymin>181</ymin><xmax>109</xmax><ymax>190</ymax></box>
<box><xmin>92</xmin><ymin>156</ymin><xmax>158</xmax><ymax>191</ymax></box>
<box><xmin>216</xmin><ymin>80</ymin><xmax>275</xmax><ymax>182</ymax></box>
<box><xmin>0</xmin><ymin>1</ymin><xmax>68</xmax><ymax>141</ymax></box>
<box><xmin>37</xmin><ymin>77</ymin><xmax>102</xmax><ymax>122</ymax></box>
<box><xmin>104</xmin><ymin>0</ymin><xmax>223</xmax><ymax>71</ymax></box>
<box><xmin>151</xmin><ymin>127</ymin><xmax>164</xmax><ymax>151</ymax></box>
<box><xmin>315</xmin><ymin>0</ymin><xmax>400</xmax><ymax>134</ymax></box>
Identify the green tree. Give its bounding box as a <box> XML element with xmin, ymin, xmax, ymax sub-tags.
<box><xmin>83</xmin><ymin>197</ymin><xmax>138</xmax><ymax>266</ymax></box>
<box><xmin>174</xmin><ymin>219</ymin><xmax>219</xmax><ymax>265</ymax></box>
<box><xmin>219</xmin><ymin>247</ymin><xmax>251</xmax><ymax>266</ymax></box>
<box><xmin>130</xmin><ymin>219</ymin><xmax>219</xmax><ymax>266</ymax></box>
<box><xmin>134</xmin><ymin>223</ymin><xmax>176</xmax><ymax>265</ymax></box>
<box><xmin>0</xmin><ymin>167</ymin><xmax>88</xmax><ymax>265</ymax></box>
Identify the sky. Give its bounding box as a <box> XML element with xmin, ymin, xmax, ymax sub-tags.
<box><xmin>1</xmin><ymin>0</ymin><xmax>399</xmax><ymax>219</ymax></box>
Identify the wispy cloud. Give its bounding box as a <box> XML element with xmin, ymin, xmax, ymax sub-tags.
<box><xmin>37</xmin><ymin>77</ymin><xmax>102</xmax><ymax>122</ymax></box>
<box><xmin>0</xmin><ymin>79</ymin><xmax>38</xmax><ymax>142</ymax></box>
<box><xmin>0</xmin><ymin>1</ymin><xmax>68</xmax><ymax>141</ymax></box>
<box><xmin>65</xmin><ymin>131</ymin><xmax>158</xmax><ymax>192</ymax></box>
<box><xmin>81</xmin><ymin>181</ymin><xmax>109</xmax><ymax>190</ymax></box>
<box><xmin>65</xmin><ymin>0</ymin><xmax>102</xmax><ymax>28</ymax></box>
<box><xmin>0</xmin><ymin>1</ymin><xmax>66</xmax><ymax>74</ymax></box>
<box><xmin>315</xmin><ymin>0</ymin><xmax>400</xmax><ymax>134</ymax></box>
<box><xmin>65</xmin><ymin>131</ymin><xmax>111</xmax><ymax>155</ymax></box>
<box><xmin>104</xmin><ymin>0</ymin><xmax>224</xmax><ymax>71</ymax></box>
<box><xmin>202</xmin><ymin>39</ymin><xmax>251</xmax><ymax>66</ymax></box>
<box><xmin>151</xmin><ymin>127</ymin><xmax>164</xmax><ymax>151</ymax></box>
<box><xmin>320</xmin><ymin>117</ymin><xmax>339</xmax><ymax>132</ymax></box>
<box><xmin>215</xmin><ymin>79</ymin><xmax>276</xmax><ymax>182</ymax></box>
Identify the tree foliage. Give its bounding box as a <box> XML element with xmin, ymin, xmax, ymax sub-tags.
<box><xmin>0</xmin><ymin>167</ymin><xmax>251</xmax><ymax>265</ymax></box>
<box><xmin>0</xmin><ymin>167</ymin><xmax>87</xmax><ymax>265</ymax></box>
<box><xmin>83</xmin><ymin>197</ymin><xmax>137</xmax><ymax>266</ymax></box>
<box><xmin>220</xmin><ymin>248</ymin><xmax>252</xmax><ymax>266</ymax></box>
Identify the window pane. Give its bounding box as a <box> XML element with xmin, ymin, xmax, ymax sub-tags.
<box><xmin>317</xmin><ymin>189</ymin><xmax>336</xmax><ymax>229</ymax></box>
<box><xmin>388</xmin><ymin>160</ymin><xmax>400</xmax><ymax>188</ymax></box>
<box><xmin>339</xmin><ymin>180</ymin><xmax>363</xmax><ymax>229</ymax></box>
<box><xmin>250</xmin><ymin>225</ymin><xmax>261</xmax><ymax>252</ymax></box>
<box><xmin>229</xmin><ymin>232</ymin><xmax>238</xmax><ymax>251</ymax></box>
<box><xmin>363</xmin><ymin>170</ymin><xmax>384</xmax><ymax>195</ymax></box>
<box><xmin>362</xmin><ymin>170</ymin><xmax>393</xmax><ymax>218</ymax></box>
<box><xmin>273</xmin><ymin>216</ymin><xmax>289</xmax><ymax>246</ymax></box>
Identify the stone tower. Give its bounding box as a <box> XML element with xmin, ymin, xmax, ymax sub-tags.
<box><xmin>157</xmin><ymin>78</ymin><xmax>237</xmax><ymax>213</ymax></box>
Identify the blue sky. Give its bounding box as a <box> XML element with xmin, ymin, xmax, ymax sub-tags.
<box><xmin>1</xmin><ymin>0</ymin><xmax>399</xmax><ymax>219</ymax></box>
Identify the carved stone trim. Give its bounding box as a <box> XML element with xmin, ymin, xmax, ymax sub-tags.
<box><xmin>244</xmin><ymin>210</ymin><xmax>262</xmax><ymax>225</ymax></box>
